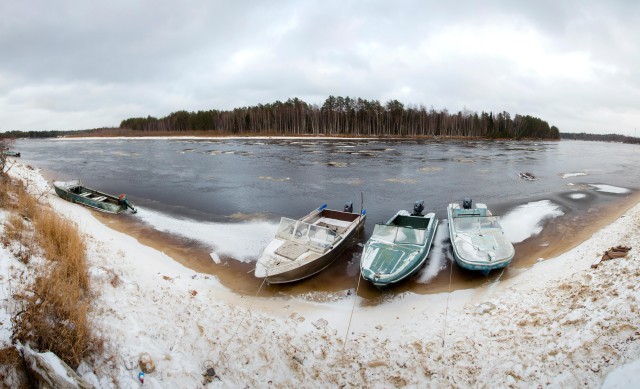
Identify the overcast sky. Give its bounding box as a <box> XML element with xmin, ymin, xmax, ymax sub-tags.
<box><xmin>1</xmin><ymin>1</ymin><xmax>639</xmax><ymax>135</ymax></box>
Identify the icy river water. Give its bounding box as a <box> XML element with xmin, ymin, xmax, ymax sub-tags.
<box><xmin>14</xmin><ymin>137</ymin><xmax>640</xmax><ymax>302</ymax></box>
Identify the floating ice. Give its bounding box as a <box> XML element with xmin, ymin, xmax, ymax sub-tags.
<box><xmin>259</xmin><ymin>176</ymin><xmax>290</xmax><ymax>182</ymax></box>
<box><xmin>384</xmin><ymin>178</ymin><xmax>417</xmax><ymax>184</ymax></box>
<box><xmin>419</xmin><ymin>166</ymin><xmax>443</xmax><ymax>173</ymax></box>
<box><xmin>134</xmin><ymin>207</ymin><xmax>278</xmax><ymax>262</ymax></box>
<box><xmin>569</xmin><ymin>193</ymin><xmax>587</xmax><ymax>199</ymax></box>
<box><xmin>518</xmin><ymin>172</ymin><xmax>537</xmax><ymax>181</ymax></box>
<box><xmin>561</xmin><ymin>172</ymin><xmax>587</xmax><ymax>179</ymax></box>
<box><xmin>590</xmin><ymin>184</ymin><xmax>630</xmax><ymax>194</ymax></box>
<box><xmin>500</xmin><ymin>200</ymin><xmax>564</xmax><ymax>243</ymax></box>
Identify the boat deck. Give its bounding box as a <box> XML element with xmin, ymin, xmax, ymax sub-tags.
<box><xmin>314</xmin><ymin>217</ymin><xmax>352</xmax><ymax>234</ymax></box>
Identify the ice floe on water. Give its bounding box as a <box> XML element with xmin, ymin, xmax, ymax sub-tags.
<box><xmin>416</xmin><ymin>220</ymin><xmax>450</xmax><ymax>283</ymax></box>
<box><xmin>259</xmin><ymin>176</ymin><xmax>290</xmax><ymax>182</ymax></box>
<box><xmin>418</xmin><ymin>166</ymin><xmax>443</xmax><ymax>173</ymax></box>
<box><xmin>500</xmin><ymin>200</ymin><xmax>564</xmax><ymax>243</ymax></box>
<box><xmin>518</xmin><ymin>172</ymin><xmax>538</xmax><ymax>181</ymax></box>
<box><xmin>561</xmin><ymin>172</ymin><xmax>587</xmax><ymax>179</ymax></box>
<box><xmin>134</xmin><ymin>207</ymin><xmax>278</xmax><ymax>262</ymax></box>
<box><xmin>384</xmin><ymin>178</ymin><xmax>417</xmax><ymax>184</ymax></box>
<box><xmin>590</xmin><ymin>184</ymin><xmax>630</xmax><ymax>194</ymax></box>
<box><xmin>325</xmin><ymin>161</ymin><xmax>348</xmax><ymax>167</ymax></box>
<box><xmin>569</xmin><ymin>193</ymin><xmax>587</xmax><ymax>199</ymax></box>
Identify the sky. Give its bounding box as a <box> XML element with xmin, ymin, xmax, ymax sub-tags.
<box><xmin>1</xmin><ymin>0</ymin><xmax>639</xmax><ymax>135</ymax></box>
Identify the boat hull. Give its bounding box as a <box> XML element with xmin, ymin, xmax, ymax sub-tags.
<box><xmin>447</xmin><ymin>203</ymin><xmax>514</xmax><ymax>274</ymax></box>
<box><xmin>257</xmin><ymin>231</ymin><xmax>356</xmax><ymax>284</ymax></box>
<box><xmin>361</xmin><ymin>211</ymin><xmax>438</xmax><ymax>287</ymax></box>
<box><xmin>255</xmin><ymin>206</ymin><xmax>366</xmax><ymax>284</ymax></box>
<box><xmin>53</xmin><ymin>180</ymin><xmax>135</xmax><ymax>214</ymax></box>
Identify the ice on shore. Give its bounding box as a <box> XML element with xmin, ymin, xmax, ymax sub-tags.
<box><xmin>416</xmin><ymin>220</ymin><xmax>449</xmax><ymax>283</ymax></box>
<box><xmin>501</xmin><ymin>200</ymin><xmax>564</xmax><ymax>243</ymax></box>
<box><xmin>134</xmin><ymin>207</ymin><xmax>277</xmax><ymax>262</ymax></box>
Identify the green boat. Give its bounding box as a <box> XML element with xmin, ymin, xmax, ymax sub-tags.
<box><xmin>53</xmin><ymin>180</ymin><xmax>137</xmax><ymax>214</ymax></box>
<box><xmin>360</xmin><ymin>201</ymin><xmax>438</xmax><ymax>287</ymax></box>
<box><xmin>447</xmin><ymin>198</ymin><xmax>514</xmax><ymax>274</ymax></box>
<box><xmin>2</xmin><ymin>150</ymin><xmax>20</xmax><ymax>157</ymax></box>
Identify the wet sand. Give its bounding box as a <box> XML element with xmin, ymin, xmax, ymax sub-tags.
<box><xmin>92</xmin><ymin>190</ymin><xmax>640</xmax><ymax>304</ymax></box>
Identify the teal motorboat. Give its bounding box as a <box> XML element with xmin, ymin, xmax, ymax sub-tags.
<box><xmin>447</xmin><ymin>199</ymin><xmax>514</xmax><ymax>274</ymax></box>
<box><xmin>360</xmin><ymin>201</ymin><xmax>438</xmax><ymax>287</ymax></box>
<box><xmin>53</xmin><ymin>180</ymin><xmax>137</xmax><ymax>214</ymax></box>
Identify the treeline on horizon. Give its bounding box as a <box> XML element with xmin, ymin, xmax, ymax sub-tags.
<box><xmin>0</xmin><ymin>130</ymin><xmax>82</xmax><ymax>139</ymax></box>
<box><xmin>561</xmin><ymin>132</ymin><xmax>640</xmax><ymax>144</ymax></box>
<box><xmin>120</xmin><ymin>96</ymin><xmax>560</xmax><ymax>139</ymax></box>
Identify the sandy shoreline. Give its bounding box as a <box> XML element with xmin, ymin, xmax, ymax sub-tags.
<box><xmin>4</xmin><ymin>161</ymin><xmax>640</xmax><ymax>387</ymax></box>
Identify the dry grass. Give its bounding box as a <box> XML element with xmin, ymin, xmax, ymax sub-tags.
<box><xmin>32</xmin><ymin>208</ymin><xmax>89</xmax><ymax>291</ymax></box>
<box><xmin>0</xmin><ymin>173</ymin><xmax>98</xmax><ymax>370</ymax></box>
<box><xmin>0</xmin><ymin>347</ymin><xmax>28</xmax><ymax>388</ymax></box>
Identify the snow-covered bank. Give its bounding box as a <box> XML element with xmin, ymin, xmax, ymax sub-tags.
<box><xmin>4</xmin><ymin>161</ymin><xmax>640</xmax><ymax>387</ymax></box>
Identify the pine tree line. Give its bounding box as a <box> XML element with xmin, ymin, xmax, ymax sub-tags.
<box><xmin>120</xmin><ymin>96</ymin><xmax>560</xmax><ymax>139</ymax></box>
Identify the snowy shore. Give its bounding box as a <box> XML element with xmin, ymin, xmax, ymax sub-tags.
<box><xmin>4</xmin><ymin>161</ymin><xmax>640</xmax><ymax>387</ymax></box>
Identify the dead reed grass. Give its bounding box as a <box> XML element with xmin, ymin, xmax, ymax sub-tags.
<box><xmin>1</xmin><ymin>173</ymin><xmax>98</xmax><ymax>370</ymax></box>
<box><xmin>32</xmin><ymin>208</ymin><xmax>89</xmax><ymax>291</ymax></box>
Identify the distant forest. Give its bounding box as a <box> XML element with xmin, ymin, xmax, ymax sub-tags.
<box><xmin>119</xmin><ymin>96</ymin><xmax>560</xmax><ymax>139</ymax></box>
<box><xmin>561</xmin><ymin>132</ymin><xmax>640</xmax><ymax>144</ymax></box>
<box><xmin>0</xmin><ymin>130</ymin><xmax>81</xmax><ymax>139</ymax></box>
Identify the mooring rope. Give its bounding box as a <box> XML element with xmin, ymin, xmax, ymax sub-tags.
<box><xmin>442</xmin><ymin>195</ymin><xmax>456</xmax><ymax>347</ymax></box>
<box><xmin>343</xmin><ymin>268</ymin><xmax>363</xmax><ymax>351</ymax></box>
<box><xmin>216</xmin><ymin>277</ymin><xmax>268</xmax><ymax>370</ymax></box>
<box><xmin>442</xmin><ymin>252</ymin><xmax>454</xmax><ymax>347</ymax></box>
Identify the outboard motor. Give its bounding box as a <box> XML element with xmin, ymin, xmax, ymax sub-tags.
<box><xmin>344</xmin><ymin>202</ymin><xmax>354</xmax><ymax>213</ymax></box>
<box><xmin>462</xmin><ymin>198</ymin><xmax>473</xmax><ymax>210</ymax></box>
<box><xmin>118</xmin><ymin>194</ymin><xmax>138</xmax><ymax>213</ymax></box>
<box><xmin>411</xmin><ymin>200</ymin><xmax>425</xmax><ymax>216</ymax></box>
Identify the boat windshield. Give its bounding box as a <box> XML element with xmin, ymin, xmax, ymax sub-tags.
<box><xmin>275</xmin><ymin>218</ymin><xmax>338</xmax><ymax>251</ymax></box>
<box><xmin>453</xmin><ymin>216</ymin><xmax>502</xmax><ymax>232</ymax></box>
<box><xmin>371</xmin><ymin>224</ymin><xmax>427</xmax><ymax>245</ymax></box>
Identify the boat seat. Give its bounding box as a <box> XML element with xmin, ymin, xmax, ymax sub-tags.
<box><xmin>275</xmin><ymin>241</ymin><xmax>310</xmax><ymax>260</ymax></box>
<box><xmin>79</xmin><ymin>192</ymin><xmax>91</xmax><ymax>197</ymax></box>
<box><xmin>93</xmin><ymin>196</ymin><xmax>107</xmax><ymax>202</ymax></box>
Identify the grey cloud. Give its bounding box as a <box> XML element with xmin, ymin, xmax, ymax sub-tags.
<box><xmin>1</xmin><ymin>0</ymin><xmax>639</xmax><ymax>133</ymax></box>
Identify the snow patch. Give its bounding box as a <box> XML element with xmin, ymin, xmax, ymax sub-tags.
<box><xmin>590</xmin><ymin>184</ymin><xmax>630</xmax><ymax>194</ymax></box>
<box><xmin>569</xmin><ymin>193</ymin><xmax>587</xmax><ymax>199</ymax></box>
<box><xmin>603</xmin><ymin>358</ymin><xmax>640</xmax><ymax>388</ymax></box>
<box><xmin>501</xmin><ymin>200</ymin><xmax>564</xmax><ymax>243</ymax></box>
<box><xmin>134</xmin><ymin>207</ymin><xmax>277</xmax><ymax>262</ymax></box>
